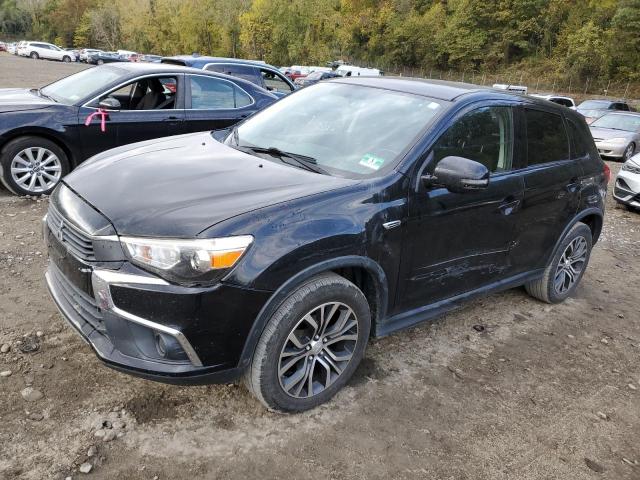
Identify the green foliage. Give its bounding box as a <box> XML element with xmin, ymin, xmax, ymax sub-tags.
<box><xmin>0</xmin><ymin>0</ymin><xmax>638</xmax><ymax>84</ymax></box>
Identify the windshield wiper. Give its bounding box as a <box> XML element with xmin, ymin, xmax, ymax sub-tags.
<box><xmin>236</xmin><ymin>145</ymin><xmax>328</xmax><ymax>175</ymax></box>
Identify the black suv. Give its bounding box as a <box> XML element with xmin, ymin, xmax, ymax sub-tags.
<box><xmin>44</xmin><ymin>78</ymin><xmax>608</xmax><ymax>412</ymax></box>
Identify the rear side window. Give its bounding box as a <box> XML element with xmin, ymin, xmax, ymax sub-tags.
<box><xmin>189</xmin><ymin>76</ymin><xmax>252</xmax><ymax>109</ymax></box>
<box><xmin>205</xmin><ymin>64</ymin><xmax>260</xmax><ymax>84</ymax></box>
<box><xmin>525</xmin><ymin>109</ymin><xmax>569</xmax><ymax>165</ymax></box>
<box><xmin>566</xmin><ymin>119</ymin><xmax>590</xmax><ymax>159</ymax></box>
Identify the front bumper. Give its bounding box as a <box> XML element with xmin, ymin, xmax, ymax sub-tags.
<box><xmin>595</xmin><ymin>141</ymin><xmax>627</xmax><ymax>158</ymax></box>
<box><xmin>44</xmin><ymin>219</ymin><xmax>271</xmax><ymax>384</ymax></box>
<box><xmin>613</xmin><ymin>170</ymin><xmax>640</xmax><ymax>208</ymax></box>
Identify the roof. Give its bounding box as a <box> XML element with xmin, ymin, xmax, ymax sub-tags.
<box><xmin>161</xmin><ymin>55</ymin><xmax>274</xmax><ymax>70</ymax></box>
<box><xmin>328</xmin><ymin>77</ymin><xmax>489</xmax><ymax>101</ymax></box>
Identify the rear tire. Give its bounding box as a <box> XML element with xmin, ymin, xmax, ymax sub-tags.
<box><xmin>246</xmin><ymin>273</ymin><xmax>371</xmax><ymax>412</ymax></box>
<box><xmin>0</xmin><ymin>136</ymin><xmax>70</xmax><ymax>196</ymax></box>
<box><xmin>62</xmin><ymin>56</ymin><xmax>71</xmax><ymax>63</ymax></box>
<box><xmin>525</xmin><ymin>222</ymin><xmax>592</xmax><ymax>303</ymax></box>
<box><xmin>30</xmin><ymin>52</ymin><xmax>39</xmax><ymax>60</ymax></box>
<box><xmin>97</xmin><ymin>59</ymin><xmax>104</xmax><ymax>65</ymax></box>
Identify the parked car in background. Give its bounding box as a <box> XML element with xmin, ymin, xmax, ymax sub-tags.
<box><xmin>17</xmin><ymin>41</ymin><xmax>33</xmax><ymax>56</ymax></box>
<box><xmin>336</xmin><ymin>65</ymin><xmax>383</xmax><ymax>77</ymax></box>
<box><xmin>0</xmin><ymin>63</ymin><xmax>277</xmax><ymax>195</ymax></box>
<box><xmin>21</xmin><ymin>41</ymin><xmax>76</xmax><ymax>62</ymax></box>
<box><xmin>589</xmin><ymin>112</ymin><xmax>640</xmax><ymax>161</ymax></box>
<box><xmin>117</xmin><ymin>50</ymin><xmax>137</xmax><ymax>61</ymax></box>
<box><xmin>530</xmin><ymin>94</ymin><xmax>576</xmax><ymax>109</ymax></box>
<box><xmin>7</xmin><ymin>43</ymin><xmax>17</xmax><ymax>54</ymax></box>
<box><xmin>294</xmin><ymin>70</ymin><xmax>341</xmax><ymax>87</ymax></box>
<box><xmin>64</xmin><ymin>48</ymin><xmax>80</xmax><ymax>61</ymax></box>
<box><xmin>43</xmin><ymin>77</ymin><xmax>607</xmax><ymax>412</ymax></box>
<box><xmin>87</xmin><ymin>51</ymin><xmax>126</xmax><ymax>65</ymax></box>
<box><xmin>140</xmin><ymin>54</ymin><xmax>162</xmax><ymax>63</ymax></box>
<box><xmin>613</xmin><ymin>153</ymin><xmax>640</xmax><ymax>210</ymax></box>
<box><xmin>286</xmin><ymin>66</ymin><xmax>309</xmax><ymax>81</ymax></box>
<box><xmin>0</xmin><ymin>42</ymin><xmax>6</xmax><ymax>52</ymax></box>
<box><xmin>79</xmin><ymin>48</ymin><xmax>103</xmax><ymax>62</ymax></box>
<box><xmin>492</xmin><ymin>83</ymin><xmax>528</xmax><ymax>94</ymax></box>
<box><xmin>162</xmin><ymin>55</ymin><xmax>295</xmax><ymax>97</ymax></box>
<box><xmin>577</xmin><ymin>99</ymin><xmax>631</xmax><ymax>124</ymax></box>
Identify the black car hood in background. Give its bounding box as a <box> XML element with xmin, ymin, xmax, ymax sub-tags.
<box><xmin>0</xmin><ymin>88</ymin><xmax>56</xmax><ymax>112</ymax></box>
<box><xmin>64</xmin><ymin>132</ymin><xmax>356</xmax><ymax>237</ymax></box>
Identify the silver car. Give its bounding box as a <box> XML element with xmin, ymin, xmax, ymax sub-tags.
<box><xmin>589</xmin><ymin>112</ymin><xmax>640</xmax><ymax>161</ymax></box>
<box><xmin>613</xmin><ymin>153</ymin><xmax>640</xmax><ymax>209</ymax></box>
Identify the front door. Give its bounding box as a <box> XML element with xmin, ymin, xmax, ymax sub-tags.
<box><xmin>398</xmin><ymin>105</ymin><xmax>524</xmax><ymax>312</ymax></box>
<box><xmin>80</xmin><ymin>75</ymin><xmax>185</xmax><ymax>159</ymax></box>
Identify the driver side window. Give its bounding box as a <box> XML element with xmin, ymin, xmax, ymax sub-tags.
<box><xmin>96</xmin><ymin>77</ymin><xmax>177</xmax><ymax>111</ymax></box>
<box><xmin>431</xmin><ymin>106</ymin><xmax>514</xmax><ymax>174</ymax></box>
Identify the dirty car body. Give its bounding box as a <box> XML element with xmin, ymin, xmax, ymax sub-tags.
<box><xmin>44</xmin><ymin>78</ymin><xmax>608</xmax><ymax>411</ymax></box>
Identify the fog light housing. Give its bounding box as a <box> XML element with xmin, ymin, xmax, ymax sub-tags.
<box><xmin>154</xmin><ymin>332</ymin><xmax>188</xmax><ymax>361</ymax></box>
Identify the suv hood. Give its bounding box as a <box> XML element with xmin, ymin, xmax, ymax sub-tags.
<box><xmin>0</xmin><ymin>88</ymin><xmax>56</xmax><ymax>112</ymax></box>
<box><xmin>65</xmin><ymin>132</ymin><xmax>356</xmax><ymax>237</ymax></box>
<box><xmin>589</xmin><ymin>126</ymin><xmax>635</xmax><ymax>141</ymax></box>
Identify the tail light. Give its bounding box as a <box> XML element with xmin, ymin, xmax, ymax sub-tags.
<box><xmin>603</xmin><ymin>162</ymin><xmax>611</xmax><ymax>184</ymax></box>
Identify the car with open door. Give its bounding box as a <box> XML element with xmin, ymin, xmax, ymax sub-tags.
<box><xmin>43</xmin><ymin>77</ymin><xmax>608</xmax><ymax>412</ymax></box>
<box><xmin>0</xmin><ymin>63</ymin><xmax>276</xmax><ymax>196</ymax></box>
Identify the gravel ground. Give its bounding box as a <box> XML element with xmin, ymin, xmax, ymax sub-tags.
<box><xmin>1</xmin><ymin>53</ymin><xmax>639</xmax><ymax>480</ymax></box>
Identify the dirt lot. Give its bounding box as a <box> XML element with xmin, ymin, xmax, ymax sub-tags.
<box><xmin>0</xmin><ymin>53</ymin><xmax>639</xmax><ymax>479</ymax></box>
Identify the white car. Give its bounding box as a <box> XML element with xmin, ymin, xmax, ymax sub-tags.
<box><xmin>614</xmin><ymin>153</ymin><xmax>640</xmax><ymax>210</ymax></box>
<box><xmin>336</xmin><ymin>65</ymin><xmax>382</xmax><ymax>77</ymax></box>
<box><xmin>7</xmin><ymin>43</ymin><xmax>17</xmax><ymax>54</ymax></box>
<box><xmin>79</xmin><ymin>48</ymin><xmax>102</xmax><ymax>62</ymax></box>
<box><xmin>23</xmin><ymin>41</ymin><xmax>76</xmax><ymax>62</ymax></box>
<box><xmin>530</xmin><ymin>94</ymin><xmax>576</xmax><ymax>109</ymax></box>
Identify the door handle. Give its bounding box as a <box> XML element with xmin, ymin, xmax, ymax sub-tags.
<box><xmin>164</xmin><ymin>116</ymin><xmax>181</xmax><ymax>121</ymax></box>
<box><xmin>498</xmin><ymin>197</ymin><xmax>521</xmax><ymax>216</ymax></box>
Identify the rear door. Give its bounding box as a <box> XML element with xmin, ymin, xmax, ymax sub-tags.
<box><xmin>397</xmin><ymin>104</ymin><xmax>525</xmax><ymax>312</ymax></box>
<box><xmin>183</xmin><ymin>74</ymin><xmax>255</xmax><ymax>132</ymax></box>
<box><xmin>509</xmin><ymin>107</ymin><xmax>583</xmax><ymax>273</ymax></box>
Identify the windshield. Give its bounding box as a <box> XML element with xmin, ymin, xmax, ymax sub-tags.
<box><xmin>578</xmin><ymin>100</ymin><xmax>610</xmax><ymax>110</ymax></box>
<box><xmin>41</xmin><ymin>66</ymin><xmax>126</xmax><ymax>104</ymax></box>
<box><xmin>229</xmin><ymin>82</ymin><xmax>445</xmax><ymax>177</ymax></box>
<box><xmin>591</xmin><ymin>114</ymin><xmax>640</xmax><ymax>132</ymax></box>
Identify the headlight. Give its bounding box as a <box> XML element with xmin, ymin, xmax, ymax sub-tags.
<box><xmin>120</xmin><ymin>235</ymin><xmax>253</xmax><ymax>286</ymax></box>
<box><xmin>606</xmin><ymin>137</ymin><xmax>628</xmax><ymax>145</ymax></box>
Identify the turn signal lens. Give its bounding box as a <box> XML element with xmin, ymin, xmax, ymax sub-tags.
<box><xmin>211</xmin><ymin>249</ymin><xmax>245</xmax><ymax>269</ymax></box>
<box><xmin>603</xmin><ymin>163</ymin><xmax>611</xmax><ymax>184</ymax></box>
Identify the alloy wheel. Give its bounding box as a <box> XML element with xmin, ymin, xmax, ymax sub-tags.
<box><xmin>278</xmin><ymin>302</ymin><xmax>358</xmax><ymax>398</ymax></box>
<box><xmin>10</xmin><ymin>147</ymin><xmax>62</xmax><ymax>193</ymax></box>
<box><xmin>624</xmin><ymin>143</ymin><xmax>635</xmax><ymax>161</ymax></box>
<box><xmin>554</xmin><ymin>236</ymin><xmax>588</xmax><ymax>294</ymax></box>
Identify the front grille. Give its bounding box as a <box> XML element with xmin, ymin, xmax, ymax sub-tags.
<box><xmin>47</xmin><ymin>204</ymin><xmax>96</xmax><ymax>261</ymax></box>
<box><xmin>49</xmin><ymin>262</ymin><xmax>105</xmax><ymax>333</ymax></box>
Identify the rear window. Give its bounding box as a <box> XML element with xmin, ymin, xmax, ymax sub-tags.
<box><xmin>578</xmin><ymin>100</ymin><xmax>611</xmax><ymax>110</ymax></box>
<box><xmin>566</xmin><ymin>119</ymin><xmax>590</xmax><ymax>159</ymax></box>
<box><xmin>525</xmin><ymin>109</ymin><xmax>570</xmax><ymax>165</ymax></box>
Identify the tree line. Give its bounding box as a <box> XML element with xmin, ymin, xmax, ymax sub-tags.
<box><xmin>1</xmin><ymin>0</ymin><xmax>639</xmax><ymax>86</ymax></box>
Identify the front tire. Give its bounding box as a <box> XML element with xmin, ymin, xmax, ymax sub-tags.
<box><xmin>30</xmin><ymin>51</ymin><xmax>39</xmax><ymax>60</ymax></box>
<box><xmin>246</xmin><ymin>273</ymin><xmax>371</xmax><ymax>412</ymax></box>
<box><xmin>525</xmin><ymin>222</ymin><xmax>592</xmax><ymax>303</ymax></box>
<box><xmin>623</xmin><ymin>143</ymin><xmax>636</xmax><ymax>162</ymax></box>
<box><xmin>0</xmin><ymin>136</ymin><xmax>70</xmax><ymax>196</ymax></box>
<box><xmin>97</xmin><ymin>59</ymin><xmax>104</xmax><ymax>65</ymax></box>
<box><xmin>62</xmin><ymin>55</ymin><xmax>71</xmax><ymax>63</ymax></box>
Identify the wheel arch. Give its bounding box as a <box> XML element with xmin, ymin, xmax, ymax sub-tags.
<box><xmin>0</xmin><ymin>129</ymin><xmax>76</xmax><ymax>168</ymax></box>
<box><xmin>547</xmin><ymin>208</ymin><xmax>603</xmax><ymax>266</ymax></box>
<box><xmin>237</xmin><ymin>255</ymin><xmax>389</xmax><ymax>369</ymax></box>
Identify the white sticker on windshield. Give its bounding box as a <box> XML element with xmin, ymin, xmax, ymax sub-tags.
<box><xmin>359</xmin><ymin>154</ymin><xmax>385</xmax><ymax>171</ymax></box>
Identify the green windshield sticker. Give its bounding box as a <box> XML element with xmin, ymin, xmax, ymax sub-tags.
<box><xmin>359</xmin><ymin>154</ymin><xmax>385</xmax><ymax>171</ymax></box>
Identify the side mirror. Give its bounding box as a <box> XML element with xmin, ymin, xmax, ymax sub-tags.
<box><xmin>98</xmin><ymin>97</ymin><xmax>121</xmax><ymax>111</ymax></box>
<box><xmin>423</xmin><ymin>156</ymin><xmax>490</xmax><ymax>193</ymax></box>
